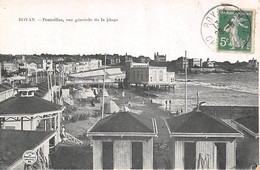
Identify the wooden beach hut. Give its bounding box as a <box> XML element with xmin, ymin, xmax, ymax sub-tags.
<box><xmin>165</xmin><ymin>111</ymin><xmax>243</xmax><ymax>169</ymax></box>
<box><xmin>87</xmin><ymin>111</ymin><xmax>158</xmax><ymax>169</ymax></box>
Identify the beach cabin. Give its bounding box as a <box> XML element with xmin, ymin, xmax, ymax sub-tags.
<box><xmin>165</xmin><ymin>111</ymin><xmax>243</xmax><ymax>169</ymax></box>
<box><xmin>233</xmin><ymin>114</ymin><xmax>259</xmax><ymax>168</ymax></box>
<box><xmin>0</xmin><ymin>129</ymin><xmax>55</xmax><ymax>169</ymax></box>
<box><xmin>87</xmin><ymin>111</ymin><xmax>158</xmax><ymax>169</ymax></box>
<box><xmin>0</xmin><ymin>84</ymin><xmax>64</xmax><ymax>144</ymax></box>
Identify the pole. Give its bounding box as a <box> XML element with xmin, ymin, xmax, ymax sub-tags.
<box><xmin>185</xmin><ymin>50</ymin><xmax>187</xmax><ymax>114</ymax></box>
<box><xmin>101</xmin><ymin>54</ymin><xmax>106</xmax><ymax>118</ymax></box>
<box><xmin>196</xmin><ymin>91</ymin><xmax>199</xmax><ymax>111</ymax></box>
<box><xmin>36</xmin><ymin>68</ymin><xmax>38</xmax><ymax>84</ymax></box>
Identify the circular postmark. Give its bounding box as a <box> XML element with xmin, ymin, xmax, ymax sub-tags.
<box><xmin>201</xmin><ymin>4</ymin><xmax>253</xmax><ymax>53</ymax></box>
<box><xmin>22</xmin><ymin>150</ymin><xmax>37</xmax><ymax>165</ymax></box>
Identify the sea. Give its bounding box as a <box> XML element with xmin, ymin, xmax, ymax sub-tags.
<box><xmin>153</xmin><ymin>72</ymin><xmax>258</xmax><ymax>113</ymax></box>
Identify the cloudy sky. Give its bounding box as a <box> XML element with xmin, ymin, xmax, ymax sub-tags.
<box><xmin>0</xmin><ymin>0</ymin><xmax>259</xmax><ymax>62</ymax></box>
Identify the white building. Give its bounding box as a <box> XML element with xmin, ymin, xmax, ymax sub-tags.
<box><xmin>126</xmin><ymin>61</ymin><xmax>175</xmax><ymax>86</ymax></box>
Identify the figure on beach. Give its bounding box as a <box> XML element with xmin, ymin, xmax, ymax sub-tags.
<box><xmin>224</xmin><ymin>12</ymin><xmax>248</xmax><ymax>49</ymax></box>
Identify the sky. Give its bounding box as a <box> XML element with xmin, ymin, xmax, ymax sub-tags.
<box><xmin>0</xmin><ymin>0</ymin><xmax>259</xmax><ymax>62</ymax></box>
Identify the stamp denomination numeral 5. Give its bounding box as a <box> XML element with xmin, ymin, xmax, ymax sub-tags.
<box><xmin>220</xmin><ymin>37</ymin><xmax>228</xmax><ymax>47</ymax></box>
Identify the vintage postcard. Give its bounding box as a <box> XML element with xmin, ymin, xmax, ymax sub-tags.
<box><xmin>0</xmin><ymin>0</ymin><xmax>259</xmax><ymax>169</ymax></box>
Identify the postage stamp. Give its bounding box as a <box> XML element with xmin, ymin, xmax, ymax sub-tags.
<box><xmin>217</xmin><ymin>9</ymin><xmax>253</xmax><ymax>52</ymax></box>
<box><xmin>200</xmin><ymin>4</ymin><xmax>255</xmax><ymax>53</ymax></box>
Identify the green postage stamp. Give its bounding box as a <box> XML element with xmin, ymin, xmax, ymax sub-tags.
<box><xmin>217</xmin><ymin>9</ymin><xmax>254</xmax><ymax>53</ymax></box>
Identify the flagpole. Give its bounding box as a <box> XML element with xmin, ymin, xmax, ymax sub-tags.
<box><xmin>185</xmin><ymin>50</ymin><xmax>187</xmax><ymax>114</ymax></box>
<box><xmin>101</xmin><ymin>54</ymin><xmax>106</xmax><ymax>118</ymax></box>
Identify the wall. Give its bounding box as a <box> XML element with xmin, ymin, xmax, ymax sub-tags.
<box><xmin>196</xmin><ymin>141</ymin><xmax>216</xmax><ymax>169</ymax></box>
<box><xmin>93</xmin><ymin>140</ymin><xmax>102</xmax><ymax>170</ymax></box>
<box><xmin>143</xmin><ymin>138</ymin><xmax>153</xmax><ymax>169</ymax></box>
<box><xmin>0</xmin><ymin>89</ymin><xmax>14</xmax><ymax>102</ymax></box>
<box><xmin>92</xmin><ymin>138</ymin><xmax>154</xmax><ymax>169</ymax></box>
<box><xmin>226</xmin><ymin>140</ymin><xmax>236</xmax><ymax>169</ymax></box>
<box><xmin>3</xmin><ymin>120</ymin><xmax>31</xmax><ymax>130</ymax></box>
<box><xmin>174</xmin><ymin>140</ymin><xmax>184</xmax><ymax>169</ymax></box>
<box><xmin>114</xmin><ymin>140</ymin><xmax>131</xmax><ymax>169</ymax></box>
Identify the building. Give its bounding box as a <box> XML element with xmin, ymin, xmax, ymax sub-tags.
<box><xmin>165</xmin><ymin>111</ymin><xmax>243</xmax><ymax>169</ymax></box>
<box><xmin>43</xmin><ymin>59</ymin><xmax>54</xmax><ymax>71</ymax></box>
<box><xmin>2</xmin><ymin>62</ymin><xmax>18</xmax><ymax>73</ymax></box>
<box><xmin>87</xmin><ymin>111</ymin><xmax>158</xmax><ymax>169</ymax></box>
<box><xmin>106</xmin><ymin>55</ymin><xmax>121</xmax><ymax>66</ymax></box>
<box><xmin>0</xmin><ymin>129</ymin><xmax>55</xmax><ymax>169</ymax></box>
<box><xmin>203</xmin><ymin>58</ymin><xmax>215</xmax><ymax>68</ymax></box>
<box><xmin>137</xmin><ymin>56</ymin><xmax>150</xmax><ymax>63</ymax></box>
<box><xmin>188</xmin><ymin>58</ymin><xmax>202</xmax><ymax>68</ymax></box>
<box><xmin>126</xmin><ymin>61</ymin><xmax>175</xmax><ymax>88</ymax></box>
<box><xmin>233</xmin><ymin>114</ymin><xmax>259</xmax><ymax>168</ymax></box>
<box><xmin>67</xmin><ymin>67</ymin><xmax>125</xmax><ymax>85</ymax></box>
<box><xmin>154</xmin><ymin>52</ymin><xmax>166</xmax><ymax>62</ymax></box>
<box><xmin>0</xmin><ymin>84</ymin><xmax>64</xmax><ymax>144</ymax></box>
<box><xmin>175</xmin><ymin>57</ymin><xmax>188</xmax><ymax>73</ymax></box>
<box><xmin>0</xmin><ymin>83</ymin><xmax>14</xmax><ymax>102</ymax></box>
<box><xmin>248</xmin><ymin>58</ymin><xmax>259</xmax><ymax>68</ymax></box>
<box><xmin>75</xmin><ymin>59</ymin><xmax>102</xmax><ymax>73</ymax></box>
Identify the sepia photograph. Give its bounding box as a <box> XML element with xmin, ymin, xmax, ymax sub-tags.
<box><xmin>0</xmin><ymin>0</ymin><xmax>259</xmax><ymax>169</ymax></box>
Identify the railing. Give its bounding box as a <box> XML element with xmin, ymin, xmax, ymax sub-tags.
<box><xmin>63</xmin><ymin>132</ymin><xmax>84</xmax><ymax>145</ymax></box>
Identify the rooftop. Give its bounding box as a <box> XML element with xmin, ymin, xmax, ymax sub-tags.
<box><xmin>166</xmin><ymin>111</ymin><xmax>240</xmax><ymax>134</ymax></box>
<box><xmin>198</xmin><ymin>106</ymin><xmax>258</xmax><ymax>120</ymax></box>
<box><xmin>0</xmin><ymin>96</ymin><xmax>62</xmax><ymax>115</ymax></box>
<box><xmin>0</xmin><ymin>83</ymin><xmax>12</xmax><ymax>93</ymax></box>
<box><xmin>234</xmin><ymin>114</ymin><xmax>258</xmax><ymax>134</ymax></box>
<box><xmin>89</xmin><ymin>112</ymin><xmax>156</xmax><ymax>134</ymax></box>
<box><xmin>0</xmin><ymin>129</ymin><xmax>54</xmax><ymax>169</ymax></box>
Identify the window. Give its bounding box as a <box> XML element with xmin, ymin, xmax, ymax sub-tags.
<box><xmin>159</xmin><ymin>70</ymin><xmax>163</xmax><ymax>81</ymax></box>
<box><xmin>132</xmin><ymin>142</ymin><xmax>143</xmax><ymax>169</ymax></box>
<box><xmin>103</xmin><ymin>142</ymin><xmax>113</xmax><ymax>169</ymax></box>
<box><xmin>150</xmin><ymin>77</ymin><xmax>152</xmax><ymax>82</ymax></box>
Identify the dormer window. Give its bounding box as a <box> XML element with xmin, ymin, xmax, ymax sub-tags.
<box><xmin>21</xmin><ymin>91</ymin><xmax>27</xmax><ymax>96</ymax></box>
<box><xmin>18</xmin><ymin>84</ymin><xmax>38</xmax><ymax>97</ymax></box>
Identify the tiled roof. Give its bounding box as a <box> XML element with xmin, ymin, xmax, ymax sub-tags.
<box><xmin>234</xmin><ymin>115</ymin><xmax>258</xmax><ymax>134</ymax></box>
<box><xmin>0</xmin><ymin>96</ymin><xmax>62</xmax><ymax>115</ymax></box>
<box><xmin>198</xmin><ymin>106</ymin><xmax>258</xmax><ymax>120</ymax></box>
<box><xmin>166</xmin><ymin>111</ymin><xmax>239</xmax><ymax>134</ymax></box>
<box><xmin>0</xmin><ymin>129</ymin><xmax>54</xmax><ymax>169</ymax></box>
<box><xmin>89</xmin><ymin>112</ymin><xmax>155</xmax><ymax>133</ymax></box>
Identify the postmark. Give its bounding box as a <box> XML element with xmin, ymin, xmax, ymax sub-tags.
<box><xmin>201</xmin><ymin>4</ymin><xmax>255</xmax><ymax>53</ymax></box>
